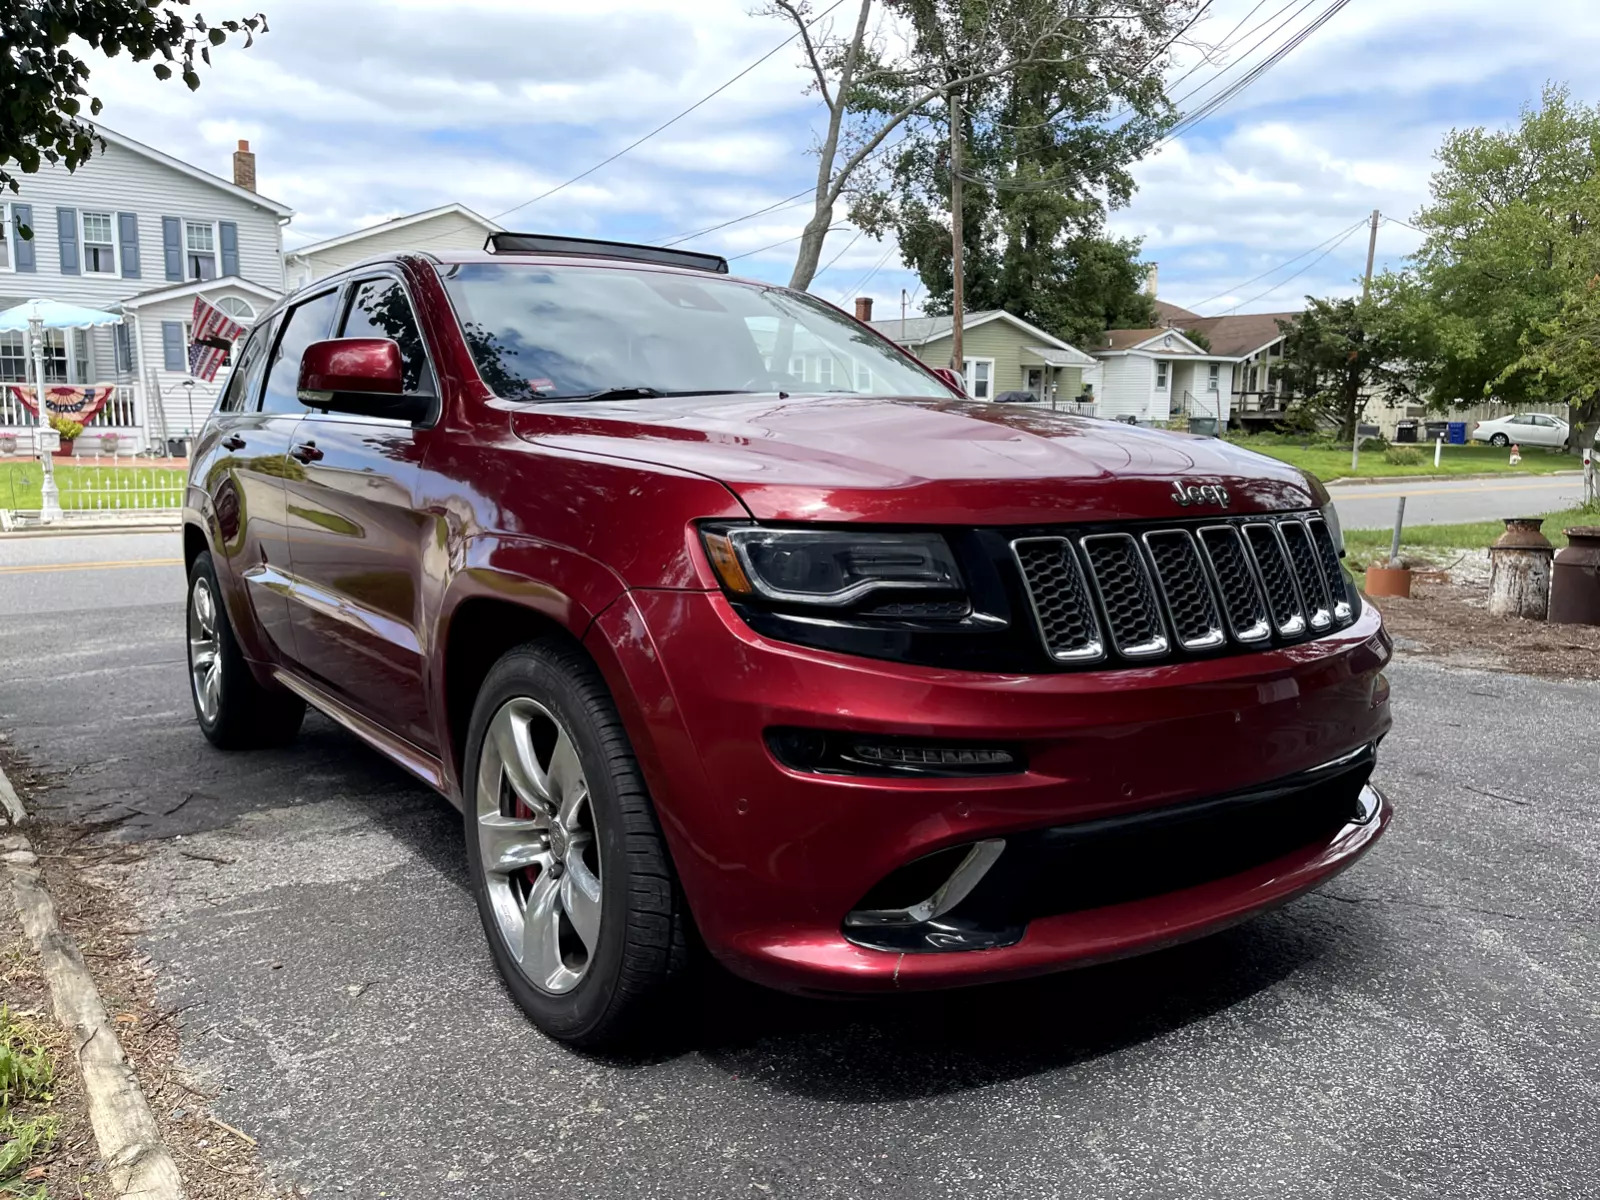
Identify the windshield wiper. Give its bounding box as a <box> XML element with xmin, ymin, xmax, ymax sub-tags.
<box><xmin>542</xmin><ymin>387</ymin><xmax>761</xmax><ymax>402</ymax></box>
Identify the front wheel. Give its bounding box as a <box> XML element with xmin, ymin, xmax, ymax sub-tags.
<box><xmin>463</xmin><ymin>639</ymin><xmax>689</xmax><ymax>1048</ymax></box>
<box><xmin>1489</xmin><ymin>432</ymin><xmax>1510</xmax><ymax>447</ymax></box>
<box><xmin>187</xmin><ymin>550</ymin><xmax>305</xmax><ymax>749</ymax></box>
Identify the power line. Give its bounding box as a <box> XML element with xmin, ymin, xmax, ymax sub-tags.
<box><xmin>1217</xmin><ymin>219</ymin><xmax>1366</xmax><ymax>312</ymax></box>
<box><xmin>660</xmin><ymin>189</ymin><xmax>816</xmax><ymax>247</ymax></box>
<box><xmin>726</xmin><ymin>224</ymin><xmax>848</xmax><ymax>263</ymax></box>
<box><xmin>494</xmin><ymin>0</ymin><xmax>847</xmax><ymax>220</ymax></box>
<box><xmin>1186</xmin><ymin>216</ymin><xmax>1369</xmax><ymax>312</ymax></box>
<box><xmin>815</xmin><ymin>227</ymin><xmax>865</xmax><ymax>275</ymax></box>
<box><xmin>835</xmin><ymin>242</ymin><xmax>898</xmax><ymax>302</ymax></box>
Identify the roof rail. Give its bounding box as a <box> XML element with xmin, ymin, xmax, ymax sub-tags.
<box><xmin>484</xmin><ymin>233</ymin><xmax>729</xmax><ymax>274</ymax></box>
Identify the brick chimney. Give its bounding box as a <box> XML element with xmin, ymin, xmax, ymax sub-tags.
<box><xmin>232</xmin><ymin>139</ymin><xmax>256</xmax><ymax>192</ymax></box>
<box><xmin>854</xmin><ymin>296</ymin><xmax>873</xmax><ymax>322</ymax></box>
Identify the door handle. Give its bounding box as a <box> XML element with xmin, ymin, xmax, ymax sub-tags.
<box><xmin>221</xmin><ymin>434</ymin><xmax>246</xmax><ymax>451</ymax></box>
<box><xmin>290</xmin><ymin>441</ymin><xmax>323</xmax><ymax>464</ymax></box>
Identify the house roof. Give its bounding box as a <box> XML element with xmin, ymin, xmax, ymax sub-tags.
<box><xmin>118</xmin><ymin>275</ymin><xmax>283</xmax><ymax>310</ymax></box>
<box><xmin>1096</xmin><ymin>327</ymin><xmax>1215</xmax><ymax>356</ymax></box>
<box><xmin>284</xmin><ymin>203</ymin><xmax>503</xmax><ymax>259</ymax></box>
<box><xmin>1024</xmin><ymin>345</ymin><xmax>1097</xmax><ymax>367</ymax></box>
<box><xmin>93</xmin><ymin>124</ymin><xmax>294</xmax><ymax>219</ymax></box>
<box><xmin>1153</xmin><ymin>299</ymin><xmax>1201</xmax><ymax>326</ymax></box>
<box><xmin>867</xmin><ymin>308</ymin><xmax>1086</xmax><ymax>355</ymax></box>
<box><xmin>1182</xmin><ymin>311</ymin><xmax>1298</xmax><ymax>357</ymax></box>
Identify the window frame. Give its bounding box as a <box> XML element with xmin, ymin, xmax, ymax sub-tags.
<box><xmin>184</xmin><ymin>219</ymin><xmax>220</xmax><ymax>282</ymax></box>
<box><xmin>80</xmin><ymin>210</ymin><xmax>118</xmax><ymax>276</ymax></box>
<box><xmin>216</xmin><ymin>315</ymin><xmax>278</xmax><ymax>415</ymax></box>
<box><xmin>1154</xmin><ymin>359</ymin><xmax>1169</xmax><ymax>391</ymax></box>
<box><xmin>1207</xmin><ymin>362</ymin><xmax>1221</xmax><ymax>392</ymax></box>
<box><xmin>963</xmin><ymin>356</ymin><xmax>995</xmax><ymax>401</ymax></box>
<box><xmin>329</xmin><ymin>271</ymin><xmax>439</xmax><ymax>421</ymax></box>
<box><xmin>256</xmin><ymin>288</ymin><xmax>341</xmax><ymax>416</ymax></box>
<box><xmin>0</xmin><ymin>202</ymin><xmax>12</xmax><ymax>274</ymax></box>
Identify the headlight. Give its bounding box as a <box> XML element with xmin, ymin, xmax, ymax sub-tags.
<box><xmin>701</xmin><ymin>526</ymin><xmax>963</xmax><ymax>607</ymax></box>
<box><xmin>1321</xmin><ymin>501</ymin><xmax>1346</xmax><ymax>558</ymax></box>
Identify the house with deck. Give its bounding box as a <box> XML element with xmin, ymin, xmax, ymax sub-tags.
<box><xmin>0</xmin><ymin>126</ymin><xmax>291</xmax><ymax>454</ymax></box>
<box><xmin>1090</xmin><ymin>327</ymin><xmax>1237</xmax><ymax>425</ymax></box>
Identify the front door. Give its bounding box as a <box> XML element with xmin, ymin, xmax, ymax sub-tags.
<box><xmin>283</xmin><ymin>274</ymin><xmax>440</xmax><ymax>751</ymax></box>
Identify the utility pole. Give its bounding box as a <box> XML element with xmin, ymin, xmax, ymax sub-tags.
<box><xmin>901</xmin><ymin>288</ymin><xmax>908</xmax><ymax>344</ymax></box>
<box><xmin>949</xmin><ymin>86</ymin><xmax>965</xmax><ymax>387</ymax></box>
<box><xmin>1351</xmin><ymin>208</ymin><xmax>1381</xmax><ymax>473</ymax></box>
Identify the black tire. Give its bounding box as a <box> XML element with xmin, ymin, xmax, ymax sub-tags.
<box><xmin>1489</xmin><ymin>432</ymin><xmax>1510</xmax><ymax>447</ymax></box>
<box><xmin>463</xmin><ymin>638</ymin><xmax>689</xmax><ymax>1049</ymax></box>
<box><xmin>186</xmin><ymin>550</ymin><xmax>305</xmax><ymax>749</ymax></box>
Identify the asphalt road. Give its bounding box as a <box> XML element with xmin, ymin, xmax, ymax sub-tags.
<box><xmin>1326</xmin><ymin>474</ymin><xmax>1587</xmax><ymax>530</ymax></box>
<box><xmin>3</xmin><ymin>533</ymin><xmax>1598</xmax><ymax>1199</ymax></box>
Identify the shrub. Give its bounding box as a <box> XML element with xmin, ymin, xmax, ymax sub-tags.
<box><xmin>47</xmin><ymin>415</ymin><xmax>84</xmax><ymax>441</ymax></box>
<box><xmin>1383</xmin><ymin>446</ymin><xmax>1423</xmax><ymax>465</ymax></box>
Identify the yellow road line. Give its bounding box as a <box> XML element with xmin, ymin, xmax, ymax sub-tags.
<box><xmin>0</xmin><ymin>557</ymin><xmax>183</xmax><ymax>575</ymax></box>
<box><xmin>1334</xmin><ymin>480</ymin><xmax>1581</xmax><ymax>501</ymax></box>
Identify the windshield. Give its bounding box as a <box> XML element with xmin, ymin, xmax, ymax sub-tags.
<box><xmin>438</xmin><ymin>262</ymin><xmax>950</xmax><ymax>402</ymax></box>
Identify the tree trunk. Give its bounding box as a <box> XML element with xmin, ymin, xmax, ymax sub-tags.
<box><xmin>789</xmin><ymin>207</ymin><xmax>835</xmax><ymax>291</ymax></box>
<box><xmin>1488</xmin><ymin>547</ymin><xmax>1552</xmax><ymax>619</ymax></box>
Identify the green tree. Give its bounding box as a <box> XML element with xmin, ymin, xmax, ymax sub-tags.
<box><xmin>1380</xmin><ymin>84</ymin><xmax>1600</xmax><ymax>453</ymax></box>
<box><xmin>2</xmin><ymin>1</ymin><xmax>267</xmax><ymax>203</ymax></box>
<box><xmin>1276</xmin><ymin>297</ymin><xmax>1410</xmax><ymax>442</ymax></box>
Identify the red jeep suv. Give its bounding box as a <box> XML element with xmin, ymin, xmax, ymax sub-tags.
<box><xmin>183</xmin><ymin>234</ymin><xmax>1392</xmax><ymax>1047</ymax></box>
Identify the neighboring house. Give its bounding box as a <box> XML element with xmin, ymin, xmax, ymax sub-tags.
<box><xmin>864</xmin><ymin>302</ymin><xmax>1097</xmax><ymax>404</ymax></box>
<box><xmin>0</xmin><ymin>127</ymin><xmax>291</xmax><ymax>452</ymax></box>
<box><xmin>1091</xmin><ymin>328</ymin><xmax>1237</xmax><ymax>424</ymax></box>
<box><xmin>283</xmin><ymin>204</ymin><xmax>501</xmax><ymax>288</ymax></box>
<box><xmin>1180</xmin><ymin>311</ymin><xmax>1298</xmax><ymax>430</ymax></box>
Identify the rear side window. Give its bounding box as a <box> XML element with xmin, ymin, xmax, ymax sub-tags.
<box><xmin>340</xmin><ymin>278</ymin><xmax>435</xmax><ymax>394</ymax></box>
<box><xmin>258</xmin><ymin>290</ymin><xmax>340</xmax><ymax>414</ymax></box>
<box><xmin>216</xmin><ymin>317</ymin><xmax>276</xmax><ymax>414</ymax></box>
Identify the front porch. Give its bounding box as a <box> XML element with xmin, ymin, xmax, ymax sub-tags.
<box><xmin>0</xmin><ymin>382</ymin><xmax>196</xmax><ymax>457</ymax></box>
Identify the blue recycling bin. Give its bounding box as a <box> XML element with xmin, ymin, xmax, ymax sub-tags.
<box><xmin>1447</xmin><ymin>421</ymin><xmax>1467</xmax><ymax>445</ymax></box>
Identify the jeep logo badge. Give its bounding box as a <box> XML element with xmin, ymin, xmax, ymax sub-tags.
<box><xmin>1170</xmin><ymin>480</ymin><xmax>1230</xmax><ymax>508</ymax></box>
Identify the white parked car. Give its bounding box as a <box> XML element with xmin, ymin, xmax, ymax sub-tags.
<box><xmin>1470</xmin><ymin>412</ymin><xmax>1573</xmax><ymax>448</ymax></box>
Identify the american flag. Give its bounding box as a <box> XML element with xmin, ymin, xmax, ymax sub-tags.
<box><xmin>188</xmin><ymin>296</ymin><xmax>245</xmax><ymax>382</ymax></box>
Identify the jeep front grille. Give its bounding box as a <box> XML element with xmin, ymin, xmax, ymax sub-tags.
<box><xmin>1011</xmin><ymin>513</ymin><xmax>1355</xmax><ymax>666</ymax></box>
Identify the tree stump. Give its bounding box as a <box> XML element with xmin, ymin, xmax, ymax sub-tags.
<box><xmin>1488</xmin><ymin>517</ymin><xmax>1554</xmax><ymax>619</ymax></box>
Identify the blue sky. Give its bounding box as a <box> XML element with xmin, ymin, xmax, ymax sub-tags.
<box><xmin>81</xmin><ymin>0</ymin><xmax>1600</xmax><ymax>330</ymax></box>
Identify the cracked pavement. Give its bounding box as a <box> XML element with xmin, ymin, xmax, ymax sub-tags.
<box><xmin>2</xmin><ymin>532</ymin><xmax>1597</xmax><ymax>1198</ymax></box>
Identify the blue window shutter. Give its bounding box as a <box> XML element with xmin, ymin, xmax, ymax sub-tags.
<box><xmin>162</xmin><ymin>321</ymin><xmax>186</xmax><ymax>372</ymax></box>
<box><xmin>11</xmin><ymin>204</ymin><xmax>35</xmax><ymax>272</ymax></box>
<box><xmin>219</xmin><ymin>221</ymin><xmax>239</xmax><ymax>277</ymax></box>
<box><xmin>114</xmin><ymin>323</ymin><xmax>132</xmax><ymax>372</ymax></box>
<box><xmin>57</xmin><ymin>206</ymin><xmax>80</xmax><ymax>275</ymax></box>
<box><xmin>162</xmin><ymin>217</ymin><xmax>183</xmax><ymax>281</ymax></box>
<box><xmin>117</xmin><ymin>212</ymin><xmax>141</xmax><ymax>278</ymax></box>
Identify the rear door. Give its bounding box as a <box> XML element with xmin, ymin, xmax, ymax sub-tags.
<box><xmin>281</xmin><ymin>274</ymin><xmax>441</xmax><ymax>750</ymax></box>
<box><xmin>1530</xmin><ymin>415</ymin><xmax>1564</xmax><ymax>447</ymax></box>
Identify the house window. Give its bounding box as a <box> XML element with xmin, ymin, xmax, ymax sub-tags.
<box><xmin>817</xmin><ymin>358</ymin><xmax>834</xmax><ymax>387</ymax></box>
<box><xmin>788</xmin><ymin>356</ymin><xmax>807</xmax><ymax>382</ymax></box>
<box><xmin>0</xmin><ymin>204</ymin><xmax>11</xmax><ymax>272</ymax></box>
<box><xmin>215</xmin><ymin>296</ymin><xmax>255</xmax><ymax>322</ymax></box>
<box><xmin>0</xmin><ymin>330</ymin><xmax>68</xmax><ymax>383</ymax></box>
<box><xmin>1247</xmin><ymin>366</ymin><xmax>1258</xmax><ymax>392</ymax></box>
<box><xmin>1155</xmin><ymin>361</ymin><xmax>1169</xmax><ymax>390</ymax></box>
<box><xmin>82</xmin><ymin>211</ymin><xmax>116</xmax><ymax>274</ymax></box>
<box><xmin>855</xmin><ymin>363</ymin><xmax>872</xmax><ymax>392</ymax></box>
<box><xmin>963</xmin><ymin>357</ymin><xmax>994</xmax><ymax>400</ymax></box>
<box><xmin>185</xmin><ymin>220</ymin><xmax>217</xmax><ymax>281</ymax></box>
<box><xmin>1208</xmin><ymin>363</ymin><xmax>1220</xmax><ymax>392</ymax></box>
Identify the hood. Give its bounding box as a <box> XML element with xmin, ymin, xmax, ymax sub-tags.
<box><xmin>511</xmin><ymin>393</ymin><xmax>1322</xmax><ymax>525</ymax></box>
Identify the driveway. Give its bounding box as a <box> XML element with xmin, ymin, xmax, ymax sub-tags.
<box><xmin>3</xmin><ymin>532</ymin><xmax>1596</xmax><ymax>1198</ymax></box>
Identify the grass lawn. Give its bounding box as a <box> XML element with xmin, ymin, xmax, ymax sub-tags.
<box><xmin>1227</xmin><ymin>436</ymin><xmax>1582</xmax><ymax>482</ymax></box>
<box><xmin>0</xmin><ymin>459</ymin><xmax>185</xmax><ymax>512</ymax></box>
<box><xmin>1345</xmin><ymin>505</ymin><xmax>1598</xmax><ymax>582</ymax></box>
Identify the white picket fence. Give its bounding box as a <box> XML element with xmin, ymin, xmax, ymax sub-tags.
<box><xmin>57</xmin><ymin>460</ymin><xmax>186</xmax><ymax>513</ymax></box>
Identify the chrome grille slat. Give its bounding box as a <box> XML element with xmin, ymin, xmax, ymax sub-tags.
<box><xmin>1142</xmin><ymin>530</ymin><xmax>1225</xmax><ymax>650</ymax></box>
<box><xmin>1080</xmin><ymin>534</ymin><xmax>1169</xmax><ymax>658</ymax></box>
<box><xmin>1279</xmin><ymin>520</ymin><xmax>1333</xmax><ymax>630</ymax></box>
<box><xmin>1241</xmin><ymin>523</ymin><xmax>1306</xmax><ymax>636</ymax></box>
<box><xmin>1306</xmin><ymin>516</ymin><xmax>1354</xmax><ymax>624</ymax></box>
<box><xmin>1196</xmin><ymin>525</ymin><xmax>1272</xmax><ymax>643</ymax></box>
<box><xmin>1010</xmin><ymin>537</ymin><xmax>1105</xmax><ymax>662</ymax></box>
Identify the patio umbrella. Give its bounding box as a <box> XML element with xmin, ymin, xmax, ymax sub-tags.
<box><xmin>0</xmin><ymin>298</ymin><xmax>123</xmax><ymax>331</ymax></box>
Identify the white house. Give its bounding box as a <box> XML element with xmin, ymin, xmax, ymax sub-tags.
<box><xmin>0</xmin><ymin>125</ymin><xmax>291</xmax><ymax>453</ymax></box>
<box><xmin>283</xmin><ymin>203</ymin><xmax>500</xmax><ymax>288</ymax></box>
<box><xmin>1091</xmin><ymin>327</ymin><xmax>1237</xmax><ymax>425</ymax></box>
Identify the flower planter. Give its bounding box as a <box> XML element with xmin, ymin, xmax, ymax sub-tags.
<box><xmin>1364</xmin><ymin>563</ymin><xmax>1412</xmax><ymax>598</ymax></box>
<box><xmin>51</xmin><ymin>438</ymin><xmax>75</xmax><ymax>458</ymax></box>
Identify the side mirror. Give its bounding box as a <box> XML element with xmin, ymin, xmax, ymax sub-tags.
<box><xmin>298</xmin><ymin>338</ymin><xmax>430</xmax><ymax>422</ymax></box>
<box><xmin>930</xmin><ymin>366</ymin><xmax>967</xmax><ymax>396</ymax></box>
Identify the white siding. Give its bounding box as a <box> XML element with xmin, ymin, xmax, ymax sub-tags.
<box><xmin>0</xmin><ymin>139</ymin><xmax>285</xmax><ymax>314</ymax></box>
<box><xmin>287</xmin><ymin>210</ymin><xmax>491</xmax><ymax>285</ymax></box>
<box><xmin>1096</xmin><ymin>355</ymin><xmax>1155</xmax><ymax>420</ymax></box>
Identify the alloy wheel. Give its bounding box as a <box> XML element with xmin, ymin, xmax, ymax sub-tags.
<box><xmin>188</xmin><ymin>575</ymin><xmax>222</xmax><ymax>725</ymax></box>
<box><xmin>475</xmin><ymin>697</ymin><xmax>603</xmax><ymax>995</ymax></box>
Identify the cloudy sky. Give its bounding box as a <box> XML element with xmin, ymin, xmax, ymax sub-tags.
<box><xmin>79</xmin><ymin>0</ymin><xmax>1600</xmax><ymax>325</ymax></box>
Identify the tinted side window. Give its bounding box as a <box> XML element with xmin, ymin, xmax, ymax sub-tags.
<box><xmin>216</xmin><ymin>317</ymin><xmax>276</xmax><ymax>414</ymax></box>
<box><xmin>259</xmin><ymin>290</ymin><xmax>341</xmax><ymax>415</ymax></box>
<box><xmin>340</xmin><ymin>278</ymin><xmax>435</xmax><ymax>394</ymax></box>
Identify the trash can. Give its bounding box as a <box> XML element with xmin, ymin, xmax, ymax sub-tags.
<box><xmin>1395</xmin><ymin>420</ymin><xmax>1419</xmax><ymax>443</ymax></box>
<box><xmin>1447</xmin><ymin>421</ymin><xmax>1468</xmax><ymax>445</ymax></box>
<box><xmin>1424</xmin><ymin>420</ymin><xmax>1449</xmax><ymax>441</ymax></box>
<box><xmin>1187</xmin><ymin>417</ymin><xmax>1219</xmax><ymax>437</ymax></box>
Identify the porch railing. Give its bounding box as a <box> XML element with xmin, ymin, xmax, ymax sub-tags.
<box><xmin>0</xmin><ymin>383</ymin><xmax>140</xmax><ymax>428</ymax></box>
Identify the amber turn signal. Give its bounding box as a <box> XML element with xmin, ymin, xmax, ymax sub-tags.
<box><xmin>702</xmin><ymin>532</ymin><xmax>754</xmax><ymax>594</ymax></box>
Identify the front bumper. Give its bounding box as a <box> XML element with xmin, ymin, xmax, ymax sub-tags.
<box><xmin>587</xmin><ymin>588</ymin><xmax>1393</xmax><ymax>993</ymax></box>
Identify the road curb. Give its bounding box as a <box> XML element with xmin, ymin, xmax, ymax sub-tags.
<box><xmin>0</xmin><ymin>773</ymin><xmax>188</xmax><ymax>1200</ymax></box>
<box><xmin>1325</xmin><ymin>470</ymin><xmax>1583</xmax><ymax>487</ymax></box>
<box><xmin>0</xmin><ymin>518</ymin><xmax>183</xmax><ymax>539</ymax></box>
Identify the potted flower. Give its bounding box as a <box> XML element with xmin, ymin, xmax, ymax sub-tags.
<box><xmin>99</xmin><ymin>431</ymin><xmax>122</xmax><ymax>456</ymax></box>
<box><xmin>48</xmin><ymin>415</ymin><xmax>85</xmax><ymax>457</ymax></box>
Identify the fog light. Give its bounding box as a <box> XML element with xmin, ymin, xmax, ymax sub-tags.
<box><xmin>766</xmin><ymin>728</ymin><xmax>1024</xmax><ymax>777</ymax></box>
<box><xmin>849</xmin><ymin>743</ymin><xmax>1015</xmax><ymax>769</ymax></box>
<box><xmin>1371</xmin><ymin>671</ymin><xmax>1390</xmax><ymax>708</ymax></box>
